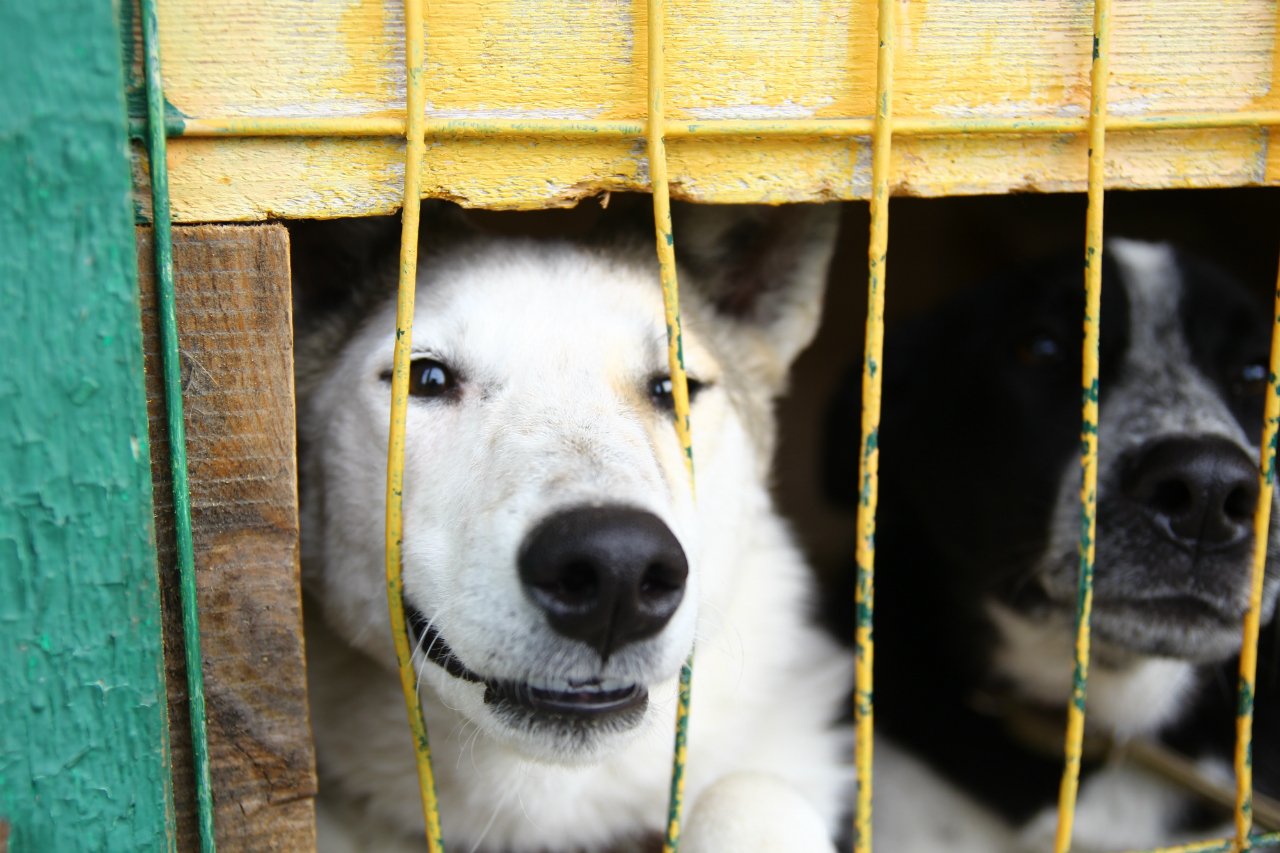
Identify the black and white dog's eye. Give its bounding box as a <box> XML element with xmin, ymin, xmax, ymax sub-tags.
<box><xmin>1015</xmin><ymin>331</ymin><xmax>1065</xmax><ymax>367</ymax></box>
<box><xmin>650</xmin><ymin>375</ymin><xmax>706</xmax><ymax>411</ymax></box>
<box><xmin>1232</xmin><ymin>360</ymin><xmax>1269</xmax><ymax>397</ymax></box>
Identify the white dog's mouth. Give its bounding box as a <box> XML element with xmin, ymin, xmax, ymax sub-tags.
<box><xmin>406</xmin><ymin>605</ymin><xmax>650</xmax><ymax>722</ymax></box>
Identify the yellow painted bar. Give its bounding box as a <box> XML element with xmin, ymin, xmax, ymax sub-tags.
<box><xmin>1122</xmin><ymin>831</ymin><xmax>1280</xmax><ymax>853</ymax></box>
<box><xmin>382</xmin><ymin>0</ymin><xmax>445</xmax><ymax>848</ymax></box>
<box><xmin>157</xmin><ymin>111</ymin><xmax>1280</xmax><ymax>140</ymax></box>
<box><xmin>647</xmin><ymin>0</ymin><xmax>696</xmax><ymax>850</ymax></box>
<box><xmin>853</xmin><ymin>0</ymin><xmax>895</xmax><ymax>850</ymax></box>
<box><xmin>1054</xmin><ymin>0</ymin><xmax>1112</xmax><ymax>850</ymax></box>
<box><xmin>1232</xmin><ymin>255</ymin><xmax>1280</xmax><ymax>850</ymax></box>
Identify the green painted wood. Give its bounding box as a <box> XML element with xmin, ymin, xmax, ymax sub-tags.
<box><xmin>0</xmin><ymin>1</ymin><xmax>177</xmax><ymax>851</ymax></box>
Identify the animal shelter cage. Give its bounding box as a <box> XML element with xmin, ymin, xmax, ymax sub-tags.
<box><xmin>5</xmin><ymin>0</ymin><xmax>1280</xmax><ymax>851</ymax></box>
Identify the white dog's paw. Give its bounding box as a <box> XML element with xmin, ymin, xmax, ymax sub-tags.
<box><xmin>680</xmin><ymin>772</ymin><xmax>837</xmax><ymax>853</ymax></box>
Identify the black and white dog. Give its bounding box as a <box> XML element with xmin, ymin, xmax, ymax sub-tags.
<box><xmin>825</xmin><ymin>239</ymin><xmax>1280</xmax><ymax>850</ymax></box>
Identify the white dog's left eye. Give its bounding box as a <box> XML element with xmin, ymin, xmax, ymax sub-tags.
<box><xmin>649</xmin><ymin>375</ymin><xmax>706</xmax><ymax>411</ymax></box>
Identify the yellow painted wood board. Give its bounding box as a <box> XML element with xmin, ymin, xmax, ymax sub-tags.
<box><xmin>128</xmin><ymin>0</ymin><xmax>1280</xmax><ymax>219</ymax></box>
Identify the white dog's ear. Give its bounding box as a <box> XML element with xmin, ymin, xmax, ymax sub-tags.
<box><xmin>672</xmin><ymin>203</ymin><xmax>840</xmax><ymax>375</ymax></box>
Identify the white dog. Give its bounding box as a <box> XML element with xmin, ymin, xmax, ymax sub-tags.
<box><xmin>294</xmin><ymin>203</ymin><xmax>852</xmax><ymax>852</ymax></box>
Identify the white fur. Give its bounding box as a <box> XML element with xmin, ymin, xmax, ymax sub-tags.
<box><xmin>988</xmin><ymin>604</ymin><xmax>1198</xmax><ymax>738</ymax></box>
<box><xmin>300</xmin><ymin>233</ymin><xmax>851</xmax><ymax>851</ymax></box>
<box><xmin>1102</xmin><ymin>240</ymin><xmax>1251</xmax><ymax>452</ymax></box>
<box><xmin>1019</xmin><ymin>759</ymin><xmax>1225</xmax><ymax>853</ymax></box>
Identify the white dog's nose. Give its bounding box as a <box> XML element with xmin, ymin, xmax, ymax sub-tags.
<box><xmin>518</xmin><ymin>506</ymin><xmax>688</xmax><ymax>661</ymax></box>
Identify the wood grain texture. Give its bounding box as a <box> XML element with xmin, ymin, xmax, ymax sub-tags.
<box><xmin>0</xmin><ymin>1</ymin><xmax>176</xmax><ymax>849</ymax></box>
<box><xmin>124</xmin><ymin>0</ymin><xmax>1280</xmax><ymax>218</ymax></box>
<box><xmin>137</xmin><ymin>225</ymin><xmax>317</xmax><ymax>851</ymax></box>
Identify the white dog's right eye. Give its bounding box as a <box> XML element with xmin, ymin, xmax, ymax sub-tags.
<box><xmin>381</xmin><ymin>358</ymin><xmax>460</xmax><ymax>400</ymax></box>
<box><xmin>408</xmin><ymin>358</ymin><xmax>457</xmax><ymax>399</ymax></box>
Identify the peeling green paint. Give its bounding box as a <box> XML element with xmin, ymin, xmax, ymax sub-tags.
<box><xmin>0</xmin><ymin>0</ymin><xmax>175</xmax><ymax>849</ymax></box>
<box><xmin>1239</xmin><ymin>680</ymin><xmax>1256</xmax><ymax>718</ymax></box>
<box><xmin>863</xmin><ymin>428</ymin><xmax>879</xmax><ymax>456</ymax></box>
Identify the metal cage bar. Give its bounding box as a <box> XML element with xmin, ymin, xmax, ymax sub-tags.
<box><xmin>646</xmin><ymin>0</ymin><xmax>698</xmax><ymax>848</ymax></box>
<box><xmin>1125</xmin><ymin>830</ymin><xmax>1280</xmax><ymax>853</ymax></box>
<box><xmin>1230</xmin><ymin>252</ymin><xmax>1280</xmax><ymax>849</ymax></box>
<box><xmin>128</xmin><ymin>111</ymin><xmax>1280</xmax><ymax>141</ymax></box>
<box><xmin>139</xmin><ymin>0</ymin><xmax>216</xmax><ymax>848</ymax></box>
<box><xmin>1053</xmin><ymin>0</ymin><xmax>1112</xmax><ymax>849</ymax></box>
<box><xmin>852</xmin><ymin>0</ymin><xmax>896</xmax><ymax>850</ymax></box>
<box><xmin>383</xmin><ymin>0</ymin><xmax>446</xmax><ymax>849</ymax></box>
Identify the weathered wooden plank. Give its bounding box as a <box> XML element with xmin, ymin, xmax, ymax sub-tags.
<box><xmin>125</xmin><ymin>0</ymin><xmax>1280</xmax><ymax>218</ymax></box>
<box><xmin>137</xmin><ymin>224</ymin><xmax>317</xmax><ymax>851</ymax></box>
<box><xmin>0</xmin><ymin>1</ymin><xmax>176</xmax><ymax>850</ymax></box>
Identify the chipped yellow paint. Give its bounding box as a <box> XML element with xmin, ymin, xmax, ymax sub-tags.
<box><xmin>130</xmin><ymin>0</ymin><xmax>1280</xmax><ymax>219</ymax></box>
<box><xmin>1260</xmin><ymin>0</ymin><xmax>1280</xmax><ymax>183</ymax></box>
<box><xmin>336</xmin><ymin>0</ymin><xmax>398</xmax><ymax>116</ymax></box>
<box><xmin>428</xmin><ymin>0</ymin><xmax>645</xmax><ymax>119</ymax></box>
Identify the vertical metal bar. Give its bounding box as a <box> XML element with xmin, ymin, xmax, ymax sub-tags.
<box><xmin>139</xmin><ymin>0</ymin><xmax>216</xmax><ymax>848</ymax></box>
<box><xmin>384</xmin><ymin>0</ymin><xmax>445</xmax><ymax>849</ymax></box>
<box><xmin>1232</xmin><ymin>255</ymin><xmax>1280</xmax><ymax>850</ymax></box>
<box><xmin>1053</xmin><ymin>1</ymin><xmax>1112</xmax><ymax>849</ymax></box>
<box><xmin>647</xmin><ymin>0</ymin><xmax>695</xmax><ymax>487</ymax></box>
<box><xmin>647</xmin><ymin>0</ymin><xmax>697</xmax><ymax>849</ymax></box>
<box><xmin>853</xmin><ymin>1</ymin><xmax>895</xmax><ymax>850</ymax></box>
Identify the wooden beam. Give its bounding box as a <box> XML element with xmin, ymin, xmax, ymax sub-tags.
<box><xmin>137</xmin><ymin>224</ymin><xmax>317</xmax><ymax>851</ymax></box>
<box><xmin>125</xmin><ymin>0</ymin><xmax>1280</xmax><ymax>219</ymax></box>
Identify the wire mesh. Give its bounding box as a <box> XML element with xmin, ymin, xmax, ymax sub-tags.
<box><xmin>130</xmin><ymin>1</ymin><xmax>1280</xmax><ymax>850</ymax></box>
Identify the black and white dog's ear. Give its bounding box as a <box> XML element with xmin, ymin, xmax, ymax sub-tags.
<box><xmin>673</xmin><ymin>203</ymin><xmax>841</xmax><ymax>376</ymax></box>
<box><xmin>289</xmin><ymin>215</ymin><xmax>402</xmax><ymax>316</ymax></box>
<box><xmin>289</xmin><ymin>202</ymin><xmax>475</xmax><ymax>318</ymax></box>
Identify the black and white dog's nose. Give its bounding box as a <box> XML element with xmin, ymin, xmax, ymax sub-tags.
<box><xmin>518</xmin><ymin>507</ymin><xmax>688</xmax><ymax>661</ymax></box>
<box><xmin>1122</xmin><ymin>436</ymin><xmax>1259</xmax><ymax>549</ymax></box>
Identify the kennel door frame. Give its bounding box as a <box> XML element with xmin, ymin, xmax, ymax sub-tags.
<box><xmin>0</xmin><ymin>2</ymin><xmax>176</xmax><ymax>851</ymax></box>
<box><xmin>123</xmin><ymin>0</ymin><xmax>1280</xmax><ymax>851</ymax></box>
